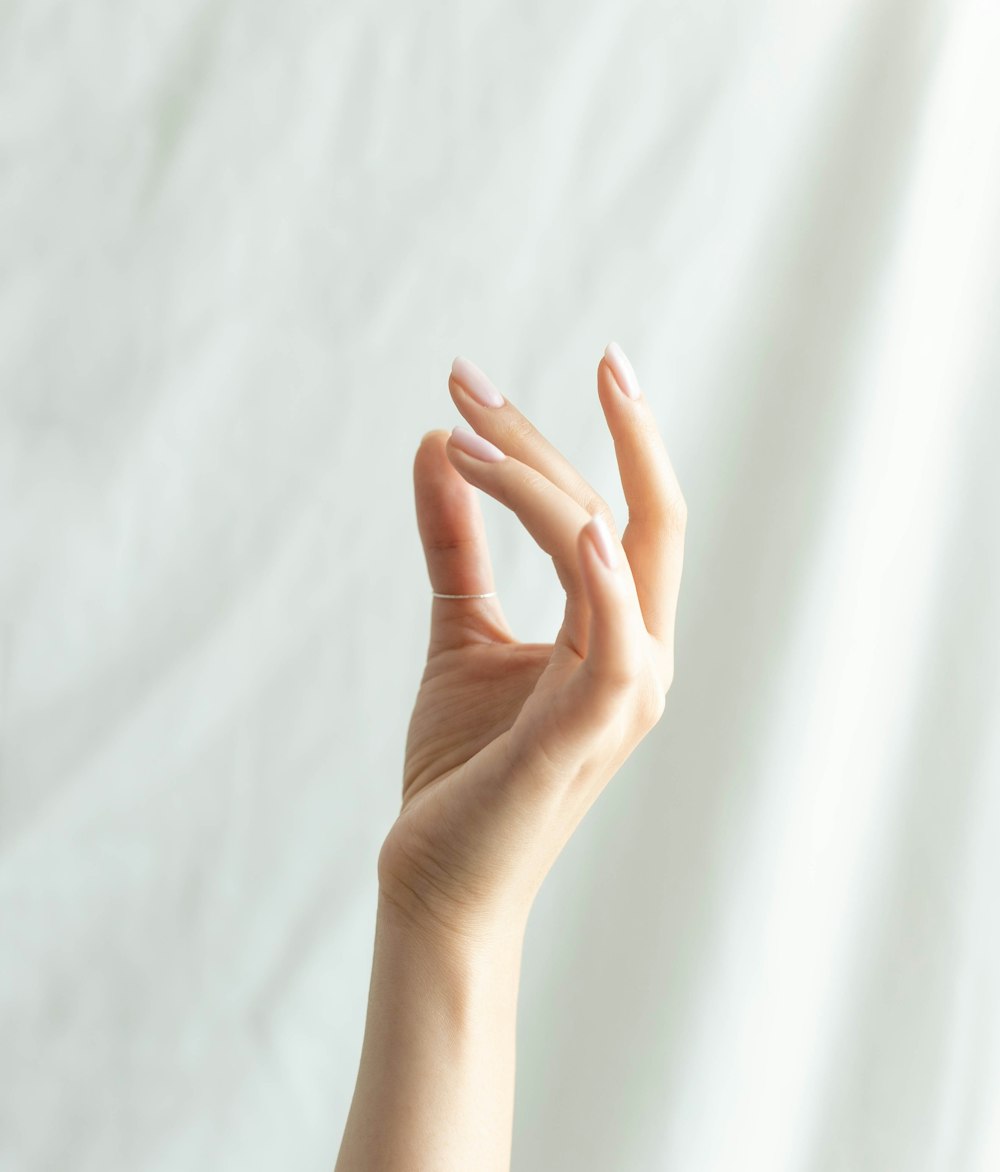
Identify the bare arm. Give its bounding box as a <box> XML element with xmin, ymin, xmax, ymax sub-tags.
<box><xmin>335</xmin><ymin>896</ymin><xmax>524</xmax><ymax>1171</ymax></box>
<box><xmin>336</xmin><ymin>343</ymin><xmax>686</xmax><ymax>1171</ymax></box>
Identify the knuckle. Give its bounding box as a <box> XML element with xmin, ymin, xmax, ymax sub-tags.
<box><xmin>586</xmin><ymin>653</ymin><xmax>640</xmax><ymax>696</ymax></box>
<box><xmin>631</xmin><ymin>670</ymin><xmax>667</xmax><ymax>730</ymax></box>
<box><xmin>644</xmin><ymin>492</ymin><xmax>686</xmax><ymax>534</ymax></box>
<box><xmin>426</xmin><ymin>533</ymin><xmax>477</xmax><ymax>554</ymax></box>
<box><xmin>638</xmin><ymin>684</ymin><xmax>667</xmax><ymax>730</ymax></box>
<box><xmin>519</xmin><ymin>466</ymin><xmax>553</xmax><ymax>501</ymax></box>
<box><xmin>609</xmin><ymin>648</ymin><xmax>654</xmax><ymax>694</ymax></box>
<box><xmin>519</xmin><ymin>464</ymin><xmax>547</xmax><ymax>490</ymax></box>
<box><xmin>557</xmin><ymin>559</ymin><xmax>588</xmax><ymax>597</ymax></box>
<box><xmin>505</xmin><ymin>411</ymin><xmax>538</xmax><ymax>446</ymax></box>
<box><xmin>605</xmin><ymin>662</ymin><xmax>641</xmax><ymax>692</ymax></box>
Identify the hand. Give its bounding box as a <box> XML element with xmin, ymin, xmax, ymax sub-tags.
<box><xmin>377</xmin><ymin>344</ymin><xmax>687</xmax><ymax>948</ymax></box>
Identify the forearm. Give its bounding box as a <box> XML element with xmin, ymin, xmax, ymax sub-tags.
<box><xmin>335</xmin><ymin>892</ymin><xmax>526</xmax><ymax>1172</ymax></box>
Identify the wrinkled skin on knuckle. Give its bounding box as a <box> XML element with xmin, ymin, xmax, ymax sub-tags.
<box><xmin>519</xmin><ymin>466</ymin><xmax>554</xmax><ymax>501</ymax></box>
<box><xmin>505</xmin><ymin>411</ymin><xmax>538</xmax><ymax>446</ymax></box>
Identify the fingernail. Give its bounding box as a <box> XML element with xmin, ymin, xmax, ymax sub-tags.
<box><xmin>451</xmin><ymin>356</ymin><xmax>505</xmax><ymax>407</ymax></box>
<box><xmin>586</xmin><ymin>513</ymin><xmax>618</xmax><ymax>569</ymax></box>
<box><xmin>604</xmin><ymin>341</ymin><xmax>641</xmax><ymax>400</ymax></box>
<box><xmin>450</xmin><ymin>425</ymin><xmax>506</xmax><ymax>462</ymax></box>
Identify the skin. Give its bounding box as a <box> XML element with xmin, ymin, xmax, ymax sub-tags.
<box><xmin>335</xmin><ymin>345</ymin><xmax>686</xmax><ymax>1172</ymax></box>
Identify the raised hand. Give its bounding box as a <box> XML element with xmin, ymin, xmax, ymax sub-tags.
<box><xmin>378</xmin><ymin>344</ymin><xmax>687</xmax><ymax>947</ymax></box>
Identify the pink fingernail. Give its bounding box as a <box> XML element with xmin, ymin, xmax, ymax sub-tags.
<box><xmin>586</xmin><ymin>513</ymin><xmax>618</xmax><ymax>569</ymax></box>
<box><xmin>604</xmin><ymin>341</ymin><xmax>641</xmax><ymax>400</ymax></box>
<box><xmin>451</xmin><ymin>356</ymin><xmax>505</xmax><ymax>407</ymax></box>
<box><xmin>450</xmin><ymin>425</ymin><xmax>506</xmax><ymax>462</ymax></box>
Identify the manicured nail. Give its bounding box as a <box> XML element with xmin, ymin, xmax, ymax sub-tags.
<box><xmin>451</xmin><ymin>356</ymin><xmax>505</xmax><ymax>407</ymax></box>
<box><xmin>450</xmin><ymin>425</ymin><xmax>506</xmax><ymax>462</ymax></box>
<box><xmin>604</xmin><ymin>341</ymin><xmax>641</xmax><ymax>400</ymax></box>
<box><xmin>586</xmin><ymin>513</ymin><xmax>618</xmax><ymax>569</ymax></box>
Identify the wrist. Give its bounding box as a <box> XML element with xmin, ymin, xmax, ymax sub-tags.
<box><xmin>375</xmin><ymin>884</ymin><xmax>529</xmax><ymax>977</ymax></box>
<box><xmin>369</xmin><ymin>889</ymin><xmax>525</xmax><ymax>1073</ymax></box>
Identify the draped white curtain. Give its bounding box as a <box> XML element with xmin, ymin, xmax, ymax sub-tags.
<box><xmin>2</xmin><ymin>1</ymin><xmax>998</xmax><ymax>1168</ymax></box>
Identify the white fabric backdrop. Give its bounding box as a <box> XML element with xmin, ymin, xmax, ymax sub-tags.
<box><xmin>2</xmin><ymin>0</ymin><xmax>999</xmax><ymax>1168</ymax></box>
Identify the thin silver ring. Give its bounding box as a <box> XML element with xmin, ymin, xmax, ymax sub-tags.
<box><xmin>432</xmin><ymin>590</ymin><xmax>498</xmax><ymax>599</ymax></box>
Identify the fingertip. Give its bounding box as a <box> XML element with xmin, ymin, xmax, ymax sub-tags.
<box><xmin>603</xmin><ymin>341</ymin><xmax>642</xmax><ymax>400</ymax></box>
<box><xmin>596</xmin><ymin>355</ymin><xmax>623</xmax><ymax>408</ymax></box>
<box><xmin>414</xmin><ymin>428</ymin><xmax>453</xmax><ymax>474</ymax></box>
<box><xmin>419</xmin><ymin>427</ymin><xmax>450</xmax><ymax>450</ymax></box>
<box><xmin>582</xmin><ymin>513</ymin><xmax>619</xmax><ymax>570</ymax></box>
<box><xmin>448</xmin><ymin>425</ymin><xmax>506</xmax><ymax>463</ymax></box>
<box><xmin>576</xmin><ymin>518</ymin><xmax>629</xmax><ymax>629</ymax></box>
